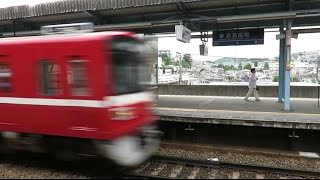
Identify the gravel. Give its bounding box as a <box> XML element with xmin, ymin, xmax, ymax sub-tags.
<box><xmin>0</xmin><ymin>162</ymin><xmax>88</xmax><ymax>179</ymax></box>
<box><xmin>159</xmin><ymin>164</ymin><xmax>175</xmax><ymax>177</ymax></box>
<box><xmin>0</xmin><ymin>144</ymin><xmax>318</xmax><ymax>178</ymax></box>
<box><xmin>177</xmin><ymin>166</ymin><xmax>193</xmax><ymax>179</ymax></box>
<box><xmin>238</xmin><ymin>170</ymin><xmax>258</xmax><ymax>179</ymax></box>
<box><xmin>215</xmin><ymin>168</ymin><xmax>233</xmax><ymax>179</ymax></box>
<box><xmin>143</xmin><ymin>161</ymin><xmax>162</xmax><ymax>175</ymax></box>
<box><xmin>156</xmin><ymin>146</ymin><xmax>320</xmax><ymax>172</ymax></box>
<box><xmin>196</xmin><ymin>167</ymin><xmax>210</xmax><ymax>179</ymax></box>
<box><xmin>0</xmin><ymin>153</ymin><xmax>122</xmax><ymax>179</ymax></box>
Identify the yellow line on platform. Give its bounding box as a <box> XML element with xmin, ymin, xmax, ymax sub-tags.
<box><xmin>154</xmin><ymin>107</ymin><xmax>320</xmax><ymax>117</ymax></box>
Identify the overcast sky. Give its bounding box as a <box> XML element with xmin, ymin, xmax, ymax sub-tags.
<box><xmin>158</xmin><ymin>31</ymin><xmax>320</xmax><ymax>61</ymax></box>
<box><xmin>2</xmin><ymin>0</ymin><xmax>320</xmax><ymax>61</ymax></box>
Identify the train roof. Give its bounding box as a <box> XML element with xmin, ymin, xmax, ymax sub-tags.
<box><xmin>0</xmin><ymin>31</ymin><xmax>136</xmax><ymax>45</ymax></box>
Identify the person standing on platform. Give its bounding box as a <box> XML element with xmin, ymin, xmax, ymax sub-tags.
<box><xmin>244</xmin><ymin>68</ymin><xmax>261</xmax><ymax>101</ymax></box>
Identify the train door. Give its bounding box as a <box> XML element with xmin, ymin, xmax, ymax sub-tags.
<box><xmin>65</xmin><ymin>55</ymin><xmax>101</xmax><ymax>137</ymax></box>
<box><xmin>0</xmin><ymin>60</ymin><xmax>18</xmax><ymax>129</ymax></box>
<box><xmin>29</xmin><ymin>51</ymin><xmax>68</xmax><ymax>134</ymax></box>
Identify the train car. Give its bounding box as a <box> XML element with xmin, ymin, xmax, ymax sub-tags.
<box><xmin>0</xmin><ymin>23</ymin><xmax>161</xmax><ymax>167</ymax></box>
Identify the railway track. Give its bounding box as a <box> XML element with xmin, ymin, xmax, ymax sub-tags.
<box><xmin>126</xmin><ymin>155</ymin><xmax>320</xmax><ymax>179</ymax></box>
<box><xmin>0</xmin><ymin>148</ymin><xmax>318</xmax><ymax>179</ymax></box>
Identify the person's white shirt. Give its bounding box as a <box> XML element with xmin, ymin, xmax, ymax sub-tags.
<box><xmin>248</xmin><ymin>73</ymin><xmax>257</xmax><ymax>89</ymax></box>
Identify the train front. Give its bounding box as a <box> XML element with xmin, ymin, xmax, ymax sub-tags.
<box><xmin>95</xmin><ymin>34</ymin><xmax>161</xmax><ymax>167</ymax></box>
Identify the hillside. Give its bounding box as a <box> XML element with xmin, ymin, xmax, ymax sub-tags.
<box><xmin>213</xmin><ymin>50</ymin><xmax>320</xmax><ymax>65</ymax></box>
<box><xmin>214</xmin><ymin>57</ymin><xmax>269</xmax><ymax>65</ymax></box>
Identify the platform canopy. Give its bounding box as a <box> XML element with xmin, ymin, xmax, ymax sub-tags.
<box><xmin>1</xmin><ymin>0</ymin><xmax>320</xmax><ymax>36</ymax></box>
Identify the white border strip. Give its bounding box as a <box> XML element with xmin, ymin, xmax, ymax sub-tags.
<box><xmin>103</xmin><ymin>91</ymin><xmax>154</xmax><ymax>107</ymax></box>
<box><xmin>0</xmin><ymin>91</ymin><xmax>154</xmax><ymax>108</ymax></box>
<box><xmin>0</xmin><ymin>97</ymin><xmax>102</xmax><ymax>108</ymax></box>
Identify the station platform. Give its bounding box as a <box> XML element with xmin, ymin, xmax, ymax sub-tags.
<box><xmin>155</xmin><ymin>95</ymin><xmax>320</xmax><ymax>130</ymax></box>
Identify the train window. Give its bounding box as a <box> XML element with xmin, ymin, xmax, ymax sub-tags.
<box><xmin>39</xmin><ymin>60</ymin><xmax>62</xmax><ymax>95</ymax></box>
<box><xmin>110</xmin><ymin>37</ymin><xmax>145</xmax><ymax>95</ymax></box>
<box><xmin>67</xmin><ymin>60</ymin><xmax>90</xmax><ymax>96</ymax></box>
<box><xmin>0</xmin><ymin>63</ymin><xmax>12</xmax><ymax>93</ymax></box>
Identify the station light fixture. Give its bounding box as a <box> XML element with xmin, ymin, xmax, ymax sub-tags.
<box><xmin>217</xmin><ymin>12</ymin><xmax>297</xmax><ymax>23</ymax></box>
<box><xmin>41</xmin><ymin>22</ymin><xmax>94</xmax><ymax>35</ymax></box>
<box><xmin>95</xmin><ymin>22</ymin><xmax>153</xmax><ymax>31</ymax></box>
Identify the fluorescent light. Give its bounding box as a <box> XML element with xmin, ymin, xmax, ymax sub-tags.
<box><xmin>217</xmin><ymin>12</ymin><xmax>297</xmax><ymax>23</ymax></box>
<box><xmin>95</xmin><ymin>22</ymin><xmax>152</xmax><ymax>31</ymax></box>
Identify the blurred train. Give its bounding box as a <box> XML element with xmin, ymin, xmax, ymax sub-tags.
<box><xmin>0</xmin><ymin>23</ymin><xmax>161</xmax><ymax>167</ymax></box>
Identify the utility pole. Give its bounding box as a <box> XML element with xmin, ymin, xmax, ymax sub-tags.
<box><xmin>317</xmin><ymin>58</ymin><xmax>320</xmax><ymax>107</ymax></box>
<box><xmin>176</xmin><ymin>52</ymin><xmax>182</xmax><ymax>84</ymax></box>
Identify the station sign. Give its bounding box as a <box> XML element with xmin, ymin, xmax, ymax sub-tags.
<box><xmin>175</xmin><ymin>25</ymin><xmax>191</xmax><ymax>43</ymax></box>
<box><xmin>212</xmin><ymin>28</ymin><xmax>264</xmax><ymax>46</ymax></box>
<box><xmin>199</xmin><ymin>44</ymin><xmax>208</xmax><ymax>56</ymax></box>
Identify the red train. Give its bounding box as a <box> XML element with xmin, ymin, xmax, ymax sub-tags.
<box><xmin>0</xmin><ymin>23</ymin><xmax>161</xmax><ymax>167</ymax></box>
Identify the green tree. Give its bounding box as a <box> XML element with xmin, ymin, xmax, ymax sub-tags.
<box><xmin>254</xmin><ymin>61</ymin><xmax>258</xmax><ymax>67</ymax></box>
<box><xmin>182</xmin><ymin>54</ymin><xmax>193</xmax><ymax>69</ymax></box>
<box><xmin>227</xmin><ymin>76</ymin><xmax>234</xmax><ymax>81</ymax></box>
<box><xmin>223</xmin><ymin>65</ymin><xmax>231</xmax><ymax>71</ymax></box>
<box><xmin>162</xmin><ymin>66</ymin><xmax>166</xmax><ymax>74</ymax></box>
<box><xmin>160</xmin><ymin>53</ymin><xmax>172</xmax><ymax>66</ymax></box>
<box><xmin>273</xmin><ymin>76</ymin><xmax>279</xmax><ymax>82</ymax></box>
<box><xmin>174</xmin><ymin>60</ymin><xmax>179</xmax><ymax>66</ymax></box>
<box><xmin>217</xmin><ymin>64</ymin><xmax>224</xmax><ymax>68</ymax></box>
<box><xmin>238</xmin><ymin>63</ymin><xmax>243</xmax><ymax>70</ymax></box>
<box><xmin>264</xmin><ymin>62</ymin><xmax>270</xmax><ymax>70</ymax></box>
<box><xmin>230</xmin><ymin>65</ymin><xmax>236</xmax><ymax>70</ymax></box>
<box><xmin>244</xmin><ymin>63</ymin><xmax>252</xmax><ymax>70</ymax></box>
<box><xmin>222</xmin><ymin>65</ymin><xmax>237</xmax><ymax>71</ymax></box>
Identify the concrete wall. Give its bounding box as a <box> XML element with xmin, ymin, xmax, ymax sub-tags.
<box><xmin>158</xmin><ymin>85</ymin><xmax>320</xmax><ymax>98</ymax></box>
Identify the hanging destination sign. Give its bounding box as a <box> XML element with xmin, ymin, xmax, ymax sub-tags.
<box><xmin>212</xmin><ymin>28</ymin><xmax>264</xmax><ymax>46</ymax></box>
